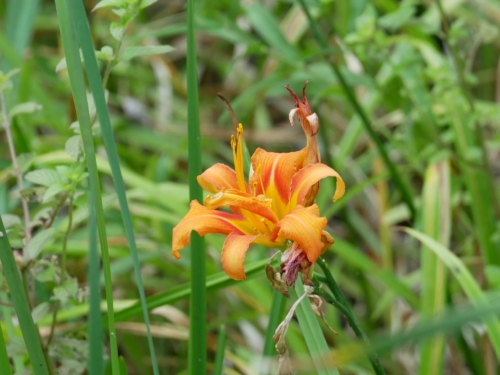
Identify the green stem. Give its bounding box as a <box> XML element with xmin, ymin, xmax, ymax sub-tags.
<box><xmin>186</xmin><ymin>0</ymin><xmax>207</xmax><ymax>372</ymax></box>
<box><xmin>296</xmin><ymin>0</ymin><xmax>416</xmax><ymax>222</ymax></box>
<box><xmin>317</xmin><ymin>258</ymin><xmax>386</xmax><ymax>375</ymax></box>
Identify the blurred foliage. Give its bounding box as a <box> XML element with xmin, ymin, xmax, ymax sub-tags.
<box><xmin>1</xmin><ymin>0</ymin><xmax>500</xmax><ymax>374</ymax></box>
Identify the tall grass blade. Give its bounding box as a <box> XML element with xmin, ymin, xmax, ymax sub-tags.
<box><xmin>54</xmin><ymin>1</ymin><xmax>120</xmax><ymax>373</ymax></box>
<box><xmin>68</xmin><ymin>2</ymin><xmax>159</xmax><ymax>373</ymax></box>
<box><xmin>317</xmin><ymin>258</ymin><xmax>386</xmax><ymax>375</ymax></box>
<box><xmin>445</xmin><ymin>94</ymin><xmax>499</xmax><ymax>266</ymax></box>
<box><xmin>87</xmin><ymin>200</ymin><xmax>103</xmax><ymax>375</ymax></box>
<box><xmin>0</xmin><ymin>217</ymin><xmax>49</xmax><ymax>374</ymax></box>
<box><xmin>290</xmin><ymin>277</ymin><xmax>339</xmax><ymax>375</ymax></box>
<box><xmin>260</xmin><ymin>291</ymin><xmax>286</xmax><ymax>374</ymax></box>
<box><xmin>186</xmin><ymin>0</ymin><xmax>207</xmax><ymax>373</ymax></box>
<box><xmin>419</xmin><ymin>161</ymin><xmax>450</xmax><ymax>375</ymax></box>
<box><xmin>213</xmin><ymin>325</ymin><xmax>226</xmax><ymax>375</ymax></box>
<box><xmin>404</xmin><ymin>228</ymin><xmax>500</xmax><ymax>358</ymax></box>
<box><xmin>0</xmin><ymin>322</ymin><xmax>13</xmax><ymax>375</ymax></box>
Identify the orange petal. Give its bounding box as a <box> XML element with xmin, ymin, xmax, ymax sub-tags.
<box><xmin>270</xmin><ymin>204</ymin><xmax>327</xmax><ymax>264</ymax></box>
<box><xmin>204</xmin><ymin>189</ymin><xmax>278</xmax><ymax>223</ymax></box>
<box><xmin>172</xmin><ymin>200</ymin><xmax>246</xmax><ymax>259</ymax></box>
<box><xmin>250</xmin><ymin>148</ymin><xmax>305</xmax><ymax>218</ymax></box>
<box><xmin>221</xmin><ymin>233</ymin><xmax>256</xmax><ymax>280</ymax></box>
<box><xmin>290</xmin><ymin>163</ymin><xmax>345</xmax><ymax>207</ymax></box>
<box><xmin>197</xmin><ymin>163</ymin><xmax>245</xmax><ymax>194</ymax></box>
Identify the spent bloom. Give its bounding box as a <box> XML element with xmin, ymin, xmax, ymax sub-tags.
<box><xmin>172</xmin><ymin>82</ymin><xmax>344</xmax><ymax>285</ymax></box>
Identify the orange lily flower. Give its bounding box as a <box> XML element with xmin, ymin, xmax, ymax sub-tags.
<box><xmin>172</xmin><ymin>84</ymin><xmax>345</xmax><ymax>283</ymax></box>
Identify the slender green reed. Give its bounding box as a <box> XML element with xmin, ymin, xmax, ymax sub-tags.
<box><xmin>186</xmin><ymin>0</ymin><xmax>207</xmax><ymax>372</ymax></box>
<box><xmin>113</xmin><ymin>259</ymin><xmax>269</xmax><ymax>323</ymax></box>
<box><xmin>419</xmin><ymin>161</ymin><xmax>450</xmax><ymax>375</ymax></box>
<box><xmin>68</xmin><ymin>2</ymin><xmax>159</xmax><ymax>373</ymax></box>
<box><xmin>404</xmin><ymin>228</ymin><xmax>500</xmax><ymax>358</ymax></box>
<box><xmin>0</xmin><ymin>323</ymin><xmax>12</xmax><ymax>375</ymax></box>
<box><xmin>317</xmin><ymin>258</ymin><xmax>386</xmax><ymax>375</ymax></box>
<box><xmin>53</xmin><ymin>1</ymin><xmax>120</xmax><ymax>373</ymax></box>
<box><xmin>290</xmin><ymin>277</ymin><xmax>339</xmax><ymax>375</ymax></box>
<box><xmin>87</xmin><ymin>199</ymin><xmax>104</xmax><ymax>375</ymax></box>
<box><xmin>213</xmin><ymin>325</ymin><xmax>227</xmax><ymax>375</ymax></box>
<box><xmin>0</xmin><ymin>217</ymin><xmax>49</xmax><ymax>375</ymax></box>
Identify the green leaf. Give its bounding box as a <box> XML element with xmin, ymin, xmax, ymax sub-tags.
<box><xmin>42</xmin><ymin>183</ymin><xmax>63</xmax><ymax>203</ymax></box>
<box><xmin>0</xmin><ymin>217</ymin><xmax>50</xmax><ymax>374</ymax></box>
<box><xmin>23</xmin><ymin>228</ymin><xmax>57</xmax><ymax>264</ymax></box>
<box><xmin>138</xmin><ymin>0</ymin><xmax>157</xmax><ymax>10</ymax></box>
<box><xmin>404</xmin><ymin>227</ymin><xmax>500</xmax><ymax>359</ymax></box>
<box><xmin>95</xmin><ymin>46</ymin><xmax>114</xmax><ymax>61</ymax></box>
<box><xmin>92</xmin><ymin>0</ymin><xmax>124</xmax><ymax>11</ymax></box>
<box><xmin>52</xmin><ymin>278</ymin><xmax>78</xmax><ymax>305</ymax></box>
<box><xmin>31</xmin><ymin>302</ymin><xmax>51</xmax><ymax>324</ymax></box>
<box><xmin>120</xmin><ymin>45</ymin><xmax>175</xmax><ymax>61</ymax></box>
<box><xmin>24</xmin><ymin>168</ymin><xmax>60</xmax><ymax>187</ymax></box>
<box><xmin>8</xmin><ymin>102</ymin><xmax>42</xmax><ymax>118</ymax></box>
<box><xmin>110</xmin><ymin>22</ymin><xmax>126</xmax><ymax>41</ymax></box>
<box><xmin>0</xmin><ymin>214</ymin><xmax>21</xmax><ymax>229</ymax></box>
<box><xmin>65</xmin><ymin>135</ymin><xmax>83</xmax><ymax>160</ymax></box>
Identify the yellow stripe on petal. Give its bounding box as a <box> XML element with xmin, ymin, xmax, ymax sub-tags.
<box><xmin>221</xmin><ymin>233</ymin><xmax>257</xmax><ymax>280</ymax></box>
<box><xmin>270</xmin><ymin>204</ymin><xmax>326</xmax><ymax>264</ymax></box>
<box><xmin>172</xmin><ymin>200</ymin><xmax>246</xmax><ymax>259</ymax></box>
<box><xmin>250</xmin><ymin>148</ymin><xmax>305</xmax><ymax>219</ymax></box>
<box><xmin>289</xmin><ymin>163</ymin><xmax>345</xmax><ymax>208</ymax></box>
<box><xmin>197</xmin><ymin>163</ymin><xmax>242</xmax><ymax>194</ymax></box>
<box><xmin>204</xmin><ymin>189</ymin><xmax>278</xmax><ymax>223</ymax></box>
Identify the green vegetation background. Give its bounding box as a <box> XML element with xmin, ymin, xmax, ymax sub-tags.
<box><xmin>1</xmin><ymin>0</ymin><xmax>500</xmax><ymax>374</ymax></box>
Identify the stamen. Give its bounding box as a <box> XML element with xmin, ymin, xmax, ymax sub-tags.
<box><xmin>233</xmin><ymin>124</ymin><xmax>247</xmax><ymax>192</ymax></box>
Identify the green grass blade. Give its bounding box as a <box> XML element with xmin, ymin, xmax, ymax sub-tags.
<box><xmin>296</xmin><ymin>0</ymin><xmax>416</xmax><ymax>221</ymax></box>
<box><xmin>186</xmin><ymin>0</ymin><xmax>207</xmax><ymax>373</ymax></box>
<box><xmin>68</xmin><ymin>2</ymin><xmax>159</xmax><ymax>373</ymax></box>
<box><xmin>317</xmin><ymin>258</ymin><xmax>386</xmax><ymax>375</ymax></box>
<box><xmin>419</xmin><ymin>161</ymin><xmax>450</xmax><ymax>375</ymax></box>
<box><xmin>337</xmin><ymin>295</ymin><xmax>500</xmax><ymax>367</ymax></box>
<box><xmin>291</xmin><ymin>277</ymin><xmax>339</xmax><ymax>375</ymax></box>
<box><xmin>213</xmin><ymin>325</ymin><xmax>226</xmax><ymax>375</ymax></box>
<box><xmin>260</xmin><ymin>291</ymin><xmax>286</xmax><ymax>374</ymax></box>
<box><xmin>0</xmin><ymin>322</ymin><xmax>13</xmax><ymax>375</ymax></box>
<box><xmin>404</xmin><ymin>227</ymin><xmax>500</xmax><ymax>358</ymax></box>
<box><xmin>445</xmin><ymin>94</ymin><xmax>499</xmax><ymax>266</ymax></box>
<box><xmin>53</xmin><ymin>1</ymin><xmax>120</xmax><ymax>373</ymax></box>
<box><xmin>87</xmin><ymin>199</ymin><xmax>103</xmax><ymax>375</ymax></box>
<box><xmin>112</xmin><ymin>259</ymin><xmax>269</xmax><ymax>323</ymax></box>
<box><xmin>332</xmin><ymin>239</ymin><xmax>419</xmax><ymax>308</ymax></box>
<box><xmin>0</xmin><ymin>217</ymin><xmax>49</xmax><ymax>375</ymax></box>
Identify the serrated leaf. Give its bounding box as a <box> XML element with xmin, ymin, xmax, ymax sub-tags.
<box><xmin>120</xmin><ymin>45</ymin><xmax>175</xmax><ymax>61</ymax></box>
<box><xmin>0</xmin><ymin>214</ymin><xmax>22</xmax><ymax>228</ymax></box>
<box><xmin>25</xmin><ymin>169</ymin><xmax>60</xmax><ymax>187</ymax></box>
<box><xmin>92</xmin><ymin>0</ymin><xmax>124</xmax><ymax>11</ymax></box>
<box><xmin>42</xmin><ymin>184</ymin><xmax>64</xmax><ymax>203</ymax></box>
<box><xmin>24</xmin><ymin>228</ymin><xmax>57</xmax><ymax>264</ymax></box>
<box><xmin>32</xmin><ymin>302</ymin><xmax>51</xmax><ymax>324</ymax></box>
<box><xmin>9</xmin><ymin>102</ymin><xmax>43</xmax><ymax>118</ymax></box>
<box><xmin>65</xmin><ymin>135</ymin><xmax>83</xmax><ymax>160</ymax></box>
